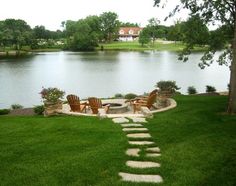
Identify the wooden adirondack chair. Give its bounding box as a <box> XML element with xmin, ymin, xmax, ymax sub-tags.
<box><xmin>88</xmin><ymin>97</ymin><xmax>110</xmax><ymax>114</ymax></box>
<box><xmin>66</xmin><ymin>94</ymin><xmax>87</xmax><ymax>113</ymax></box>
<box><xmin>127</xmin><ymin>89</ymin><xmax>158</xmax><ymax>104</ymax></box>
<box><xmin>135</xmin><ymin>89</ymin><xmax>158</xmax><ymax>101</ymax></box>
<box><xmin>132</xmin><ymin>93</ymin><xmax>157</xmax><ymax>113</ymax></box>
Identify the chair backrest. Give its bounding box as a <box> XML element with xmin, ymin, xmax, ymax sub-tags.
<box><xmin>88</xmin><ymin>97</ymin><xmax>102</xmax><ymax>114</ymax></box>
<box><xmin>149</xmin><ymin>89</ymin><xmax>158</xmax><ymax>97</ymax></box>
<box><xmin>146</xmin><ymin>93</ymin><xmax>157</xmax><ymax>109</ymax></box>
<box><xmin>67</xmin><ymin>94</ymin><xmax>81</xmax><ymax>112</ymax></box>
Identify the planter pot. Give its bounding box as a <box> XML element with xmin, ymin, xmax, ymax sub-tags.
<box><xmin>44</xmin><ymin>100</ymin><xmax>63</xmax><ymax>116</ymax></box>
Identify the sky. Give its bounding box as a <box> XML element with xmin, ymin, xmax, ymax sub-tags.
<box><xmin>0</xmin><ymin>0</ymin><xmax>189</xmax><ymax>31</ymax></box>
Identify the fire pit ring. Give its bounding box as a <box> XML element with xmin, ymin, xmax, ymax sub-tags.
<box><xmin>102</xmin><ymin>101</ymin><xmax>128</xmax><ymax>114</ymax></box>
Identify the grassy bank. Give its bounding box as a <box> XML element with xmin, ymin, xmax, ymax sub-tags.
<box><xmin>97</xmin><ymin>41</ymin><xmax>207</xmax><ymax>52</ymax></box>
<box><xmin>0</xmin><ymin>96</ymin><xmax>236</xmax><ymax>185</ymax></box>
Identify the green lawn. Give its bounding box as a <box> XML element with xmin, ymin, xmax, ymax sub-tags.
<box><xmin>0</xmin><ymin>96</ymin><xmax>236</xmax><ymax>186</ymax></box>
<box><xmin>97</xmin><ymin>41</ymin><xmax>207</xmax><ymax>52</ymax></box>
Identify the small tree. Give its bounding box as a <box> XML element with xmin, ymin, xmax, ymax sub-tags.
<box><xmin>187</xmin><ymin>86</ymin><xmax>197</xmax><ymax>95</ymax></box>
<box><xmin>206</xmin><ymin>85</ymin><xmax>216</xmax><ymax>93</ymax></box>
<box><xmin>139</xmin><ymin>28</ymin><xmax>151</xmax><ymax>46</ymax></box>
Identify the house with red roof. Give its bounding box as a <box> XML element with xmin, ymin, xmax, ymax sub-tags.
<box><xmin>118</xmin><ymin>27</ymin><xmax>143</xmax><ymax>41</ymax></box>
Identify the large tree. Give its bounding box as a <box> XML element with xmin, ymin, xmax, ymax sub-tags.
<box><xmin>0</xmin><ymin>19</ymin><xmax>32</xmax><ymax>50</ymax></box>
<box><xmin>100</xmin><ymin>12</ymin><xmax>120</xmax><ymax>42</ymax></box>
<box><xmin>154</xmin><ymin>0</ymin><xmax>236</xmax><ymax>114</ymax></box>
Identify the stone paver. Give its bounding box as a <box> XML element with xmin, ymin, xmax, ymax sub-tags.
<box><xmin>146</xmin><ymin>147</ymin><xmax>161</xmax><ymax>152</ymax></box>
<box><xmin>129</xmin><ymin>141</ymin><xmax>154</xmax><ymax>145</ymax></box>
<box><xmin>146</xmin><ymin>153</ymin><xmax>161</xmax><ymax>157</ymax></box>
<box><xmin>129</xmin><ymin>117</ymin><xmax>147</xmax><ymax>123</ymax></box>
<box><xmin>127</xmin><ymin>133</ymin><xmax>151</xmax><ymax>138</ymax></box>
<box><xmin>112</xmin><ymin>117</ymin><xmax>129</xmax><ymax>123</ymax></box>
<box><xmin>123</xmin><ymin>128</ymin><xmax>148</xmax><ymax>132</ymax></box>
<box><xmin>126</xmin><ymin>160</ymin><xmax>160</xmax><ymax>168</ymax></box>
<box><xmin>119</xmin><ymin>172</ymin><xmax>163</xmax><ymax>183</ymax></box>
<box><xmin>126</xmin><ymin>148</ymin><xmax>140</xmax><ymax>157</ymax></box>
<box><xmin>120</xmin><ymin>123</ymin><xmax>143</xmax><ymax>127</ymax></box>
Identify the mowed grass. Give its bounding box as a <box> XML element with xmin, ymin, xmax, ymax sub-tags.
<box><xmin>0</xmin><ymin>96</ymin><xmax>236</xmax><ymax>185</ymax></box>
<box><xmin>98</xmin><ymin>41</ymin><xmax>207</xmax><ymax>52</ymax></box>
<box><xmin>148</xmin><ymin>95</ymin><xmax>236</xmax><ymax>186</ymax></box>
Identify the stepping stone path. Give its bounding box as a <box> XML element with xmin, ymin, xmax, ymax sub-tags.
<box><xmin>119</xmin><ymin>172</ymin><xmax>163</xmax><ymax>183</ymax></box>
<box><xmin>126</xmin><ymin>160</ymin><xmax>160</xmax><ymax>168</ymax></box>
<box><xmin>126</xmin><ymin>148</ymin><xmax>140</xmax><ymax>157</ymax></box>
<box><xmin>129</xmin><ymin>141</ymin><xmax>155</xmax><ymax>145</ymax></box>
<box><xmin>112</xmin><ymin>117</ymin><xmax>163</xmax><ymax>184</ymax></box>
<box><xmin>112</xmin><ymin>117</ymin><xmax>129</xmax><ymax>123</ymax></box>
<box><xmin>121</xmin><ymin>123</ymin><xmax>143</xmax><ymax>127</ymax></box>
<box><xmin>127</xmin><ymin>133</ymin><xmax>151</xmax><ymax>138</ymax></box>
<box><xmin>129</xmin><ymin>117</ymin><xmax>148</xmax><ymax>123</ymax></box>
<box><xmin>122</xmin><ymin>128</ymin><xmax>148</xmax><ymax>132</ymax></box>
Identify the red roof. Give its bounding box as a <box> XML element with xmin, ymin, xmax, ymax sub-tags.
<box><xmin>119</xmin><ymin>27</ymin><xmax>143</xmax><ymax>36</ymax></box>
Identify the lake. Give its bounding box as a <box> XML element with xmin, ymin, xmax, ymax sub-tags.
<box><xmin>0</xmin><ymin>51</ymin><xmax>230</xmax><ymax>108</ymax></box>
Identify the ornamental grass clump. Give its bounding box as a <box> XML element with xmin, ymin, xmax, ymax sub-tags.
<box><xmin>40</xmin><ymin>87</ymin><xmax>65</xmax><ymax>103</ymax></box>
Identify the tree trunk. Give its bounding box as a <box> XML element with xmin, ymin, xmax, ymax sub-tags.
<box><xmin>227</xmin><ymin>15</ymin><xmax>236</xmax><ymax>113</ymax></box>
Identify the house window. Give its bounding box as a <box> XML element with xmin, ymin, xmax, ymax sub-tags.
<box><xmin>129</xmin><ymin>30</ymin><xmax>133</xmax><ymax>34</ymax></box>
<box><xmin>120</xmin><ymin>30</ymin><xmax>124</xmax><ymax>34</ymax></box>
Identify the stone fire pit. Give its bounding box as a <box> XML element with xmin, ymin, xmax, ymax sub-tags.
<box><xmin>102</xmin><ymin>99</ymin><xmax>128</xmax><ymax>114</ymax></box>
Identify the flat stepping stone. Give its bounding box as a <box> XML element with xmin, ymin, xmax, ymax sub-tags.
<box><xmin>146</xmin><ymin>147</ymin><xmax>160</xmax><ymax>152</ymax></box>
<box><xmin>112</xmin><ymin>117</ymin><xmax>129</xmax><ymax>123</ymax></box>
<box><xmin>126</xmin><ymin>160</ymin><xmax>160</xmax><ymax>168</ymax></box>
<box><xmin>127</xmin><ymin>133</ymin><xmax>151</xmax><ymax>138</ymax></box>
<box><xmin>129</xmin><ymin>117</ymin><xmax>147</xmax><ymax>123</ymax></box>
<box><xmin>146</xmin><ymin>153</ymin><xmax>161</xmax><ymax>157</ymax></box>
<box><xmin>126</xmin><ymin>148</ymin><xmax>140</xmax><ymax>157</ymax></box>
<box><xmin>129</xmin><ymin>141</ymin><xmax>154</xmax><ymax>145</ymax></box>
<box><xmin>123</xmin><ymin>128</ymin><xmax>148</xmax><ymax>132</ymax></box>
<box><xmin>121</xmin><ymin>123</ymin><xmax>143</xmax><ymax>127</ymax></box>
<box><xmin>119</xmin><ymin>172</ymin><xmax>163</xmax><ymax>183</ymax></box>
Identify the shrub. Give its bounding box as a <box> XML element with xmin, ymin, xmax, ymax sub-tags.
<box><xmin>156</xmin><ymin>80</ymin><xmax>180</xmax><ymax>93</ymax></box>
<box><xmin>40</xmin><ymin>87</ymin><xmax>65</xmax><ymax>103</ymax></box>
<box><xmin>188</xmin><ymin>86</ymin><xmax>197</xmax><ymax>95</ymax></box>
<box><xmin>0</xmin><ymin>109</ymin><xmax>10</xmax><ymax>115</ymax></box>
<box><xmin>124</xmin><ymin>93</ymin><xmax>137</xmax><ymax>99</ymax></box>
<box><xmin>206</xmin><ymin>85</ymin><xmax>216</xmax><ymax>93</ymax></box>
<box><xmin>114</xmin><ymin>93</ymin><xmax>124</xmax><ymax>98</ymax></box>
<box><xmin>11</xmin><ymin>104</ymin><xmax>23</xmax><ymax>110</ymax></box>
<box><xmin>34</xmin><ymin>105</ymin><xmax>45</xmax><ymax>115</ymax></box>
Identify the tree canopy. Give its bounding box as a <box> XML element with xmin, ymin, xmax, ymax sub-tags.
<box><xmin>154</xmin><ymin>0</ymin><xmax>236</xmax><ymax>113</ymax></box>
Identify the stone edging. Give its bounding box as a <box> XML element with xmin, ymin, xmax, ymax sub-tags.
<box><xmin>57</xmin><ymin>98</ymin><xmax>177</xmax><ymax>118</ymax></box>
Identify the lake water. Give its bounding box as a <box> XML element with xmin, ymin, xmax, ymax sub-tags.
<box><xmin>0</xmin><ymin>51</ymin><xmax>230</xmax><ymax>108</ymax></box>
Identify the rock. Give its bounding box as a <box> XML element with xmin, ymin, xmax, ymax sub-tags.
<box><xmin>146</xmin><ymin>147</ymin><xmax>160</xmax><ymax>152</ymax></box>
<box><xmin>98</xmin><ymin>108</ymin><xmax>107</xmax><ymax>118</ymax></box>
<box><xmin>129</xmin><ymin>141</ymin><xmax>154</xmax><ymax>145</ymax></box>
<box><xmin>126</xmin><ymin>160</ymin><xmax>160</xmax><ymax>168</ymax></box>
<box><xmin>140</xmin><ymin>107</ymin><xmax>153</xmax><ymax>118</ymax></box>
<box><xmin>127</xmin><ymin>133</ymin><xmax>151</xmax><ymax>138</ymax></box>
<box><xmin>120</xmin><ymin>123</ymin><xmax>143</xmax><ymax>127</ymax></box>
<box><xmin>126</xmin><ymin>148</ymin><xmax>140</xmax><ymax>157</ymax></box>
<box><xmin>123</xmin><ymin>128</ymin><xmax>148</xmax><ymax>132</ymax></box>
<box><xmin>119</xmin><ymin>172</ymin><xmax>163</xmax><ymax>183</ymax></box>
<box><xmin>129</xmin><ymin>117</ymin><xmax>147</xmax><ymax>123</ymax></box>
<box><xmin>112</xmin><ymin>117</ymin><xmax>129</xmax><ymax>123</ymax></box>
<box><xmin>146</xmin><ymin>153</ymin><xmax>161</xmax><ymax>157</ymax></box>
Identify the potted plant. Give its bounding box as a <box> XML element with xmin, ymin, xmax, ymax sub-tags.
<box><xmin>155</xmin><ymin>80</ymin><xmax>180</xmax><ymax>107</ymax></box>
<box><xmin>40</xmin><ymin>87</ymin><xmax>65</xmax><ymax>116</ymax></box>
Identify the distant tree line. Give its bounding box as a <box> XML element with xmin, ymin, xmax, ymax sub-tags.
<box><xmin>0</xmin><ymin>13</ymin><xmax>232</xmax><ymax>52</ymax></box>
<box><xmin>139</xmin><ymin>15</ymin><xmax>232</xmax><ymax>48</ymax></box>
<box><xmin>0</xmin><ymin>19</ymin><xmax>64</xmax><ymax>50</ymax></box>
